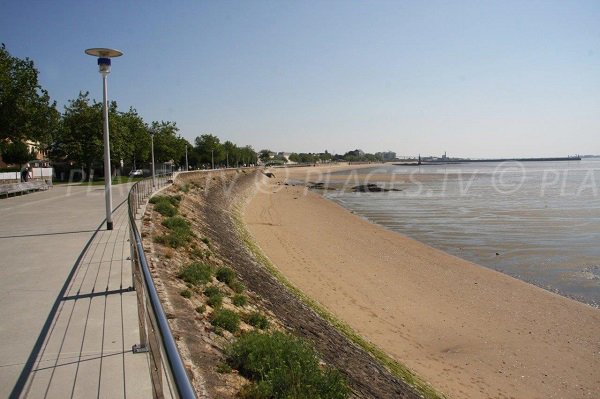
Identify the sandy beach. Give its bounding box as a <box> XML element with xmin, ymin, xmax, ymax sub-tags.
<box><xmin>243</xmin><ymin>165</ymin><xmax>600</xmax><ymax>399</ymax></box>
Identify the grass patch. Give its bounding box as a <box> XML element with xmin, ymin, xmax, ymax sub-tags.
<box><xmin>246</xmin><ymin>312</ymin><xmax>269</xmax><ymax>330</ymax></box>
<box><xmin>230</xmin><ymin>280</ymin><xmax>245</xmax><ymax>294</ymax></box>
<box><xmin>232</xmin><ymin>294</ymin><xmax>248</xmax><ymax>307</ymax></box>
<box><xmin>216</xmin><ymin>266</ymin><xmax>236</xmax><ymax>285</ymax></box>
<box><xmin>231</xmin><ymin>207</ymin><xmax>445</xmax><ymax>399</ymax></box>
<box><xmin>157</xmin><ymin>215</ymin><xmax>194</xmax><ymax>248</ymax></box>
<box><xmin>149</xmin><ymin>194</ymin><xmax>181</xmax><ymax>207</ymax></box>
<box><xmin>180</xmin><ymin>289</ymin><xmax>192</xmax><ymax>299</ymax></box>
<box><xmin>204</xmin><ymin>286</ymin><xmax>224</xmax><ymax>307</ymax></box>
<box><xmin>179</xmin><ymin>183</ymin><xmax>190</xmax><ymax>193</ymax></box>
<box><xmin>206</xmin><ymin>293</ymin><xmax>224</xmax><ymax>307</ymax></box>
<box><xmin>227</xmin><ymin>331</ymin><xmax>349</xmax><ymax>399</ymax></box>
<box><xmin>211</xmin><ymin>308</ymin><xmax>240</xmax><ymax>333</ymax></box>
<box><xmin>204</xmin><ymin>286</ymin><xmax>221</xmax><ymax>297</ymax></box>
<box><xmin>201</xmin><ymin>237</ymin><xmax>210</xmax><ymax>245</ymax></box>
<box><xmin>161</xmin><ymin>216</ymin><xmax>189</xmax><ymax>230</ymax></box>
<box><xmin>178</xmin><ymin>262</ymin><xmax>212</xmax><ymax>286</ymax></box>
<box><xmin>154</xmin><ymin>200</ymin><xmax>177</xmax><ymax>217</ymax></box>
<box><xmin>196</xmin><ymin>305</ymin><xmax>206</xmax><ymax>314</ymax></box>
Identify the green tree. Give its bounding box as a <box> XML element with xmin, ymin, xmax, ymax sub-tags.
<box><xmin>115</xmin><ymin>107</ymin><xmax>150</xmax><ymax>169</ymax></box>
<box><xmin>0</xmin><ymin>44</ymin><xmax>59</xmax><ymax>149</ymax></box>
<box><xmin>222</xmin><ymin>140</ymin><xmax>238</xmax><ymax>168</ymax></box>
<box><xmin>259</xmin><ymin>149</ymin><xmax>272</xmax><ymax>163</ymax></box>
<box><xmin>1</xmin><ymin>141</ymin><xmax>34</xmax><ymax>167</ymax></box>
<box><xmin>194</xmin><ymin>134</ymin><xmax>223</xmax><ymax>168</ymax></box>
<box><xmin>149</xmin><ymin>121</ymin><xmax>185</xmax><ymax>164</ymax></box>
<box><xmin>239</xmin><ymin>145</ymin><xmax>257</xmax><ymax>166</ymax></box>
<box><xmin>53</xmin><ymin>92</ymin><xmax>103</xmax><ymax>180</ymax></box>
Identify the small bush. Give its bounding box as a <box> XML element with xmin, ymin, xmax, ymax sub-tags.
<box><xmin>201</xmin><ymin>237</ymin><xmax>210</xmax><ymax>245</ymax></box>
<box><xmin>180</xmin><ymin>289</ymin><xmax>192</xmax><ymax>299</ymax></box>
<box><xmin>150</xmin><ymin>195</ymin><xmax>181</xmax><ymax>207</ymax></box>
<box><xmin>207</xmin><ymin>293</ymin><xmax>223</xmax><ymax>308</ymax></box>
<box><xmin>179</xmin><ymin>183</ymin><xmax>190</xmax><ymax>193</ymax></box>
<box><xmin>247</xmin><ymin>312</ymin><xmax>269</xmax><ymax>330</ymax></box>
<box><xmin>230</xmin><ymin>281</ymin><xmax>246</xmax><ymax>294</ymax></box>
<box><xmin>154</xmin><ymin>200</ymin><xmax>177</xmax><ymax>217</ymax></box>
<box><xmin>204</xmin><ymin>286</ymin><xmax>223</xmax><ymax>307</ymax></box>
<box><xmin>227</xmin><ymin>331</ymin><xmax>349</xmax><ymax>399</ymax></box>
<box><xmin>233</xmin><ymin>294</ymin><xmax>248</xmax><ymax>307</ymax></box>
<box><xmin>216</xmin><ymin>267</ymin><xmax>236</xmax><ymax>285</ymax></box>
<box><xmin>158</xmin><ymin>230</ymin><xmax>191</xmax><ymax>248</ymax></box>
<box><xmin>211</xmin><ymin>308</ymin><xmax>240</xmax><ymax>333</ymax></box>
<box><xmin>162</xmin><ymin>216</ymin><xmax>189</xmax><ymax>230</ymax></box>
<box><xmin>159</xmin><ymin>215</ymin><xmax>193</xmax><ymax>248</ymax></box>
<box><xmin>196</xmin><ymin>305</ymin><xmax>206</xmax><ymax>314</ymax></box>
<box><xmin>204</xmin><ymin>286</ymin><xmax>221</xmax><ymax>297</ymax></box>
<box><xmin>178</xmin><ymin>262</ymin><xmax>212</xmax><ymax>286</ymax></box>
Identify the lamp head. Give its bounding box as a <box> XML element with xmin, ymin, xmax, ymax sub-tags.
<box><xmin>98</xmin><ymin>58</ymin><xmax>111</xmax><ymax>75</ymax></box>
<box><xmin>85</xmin><ymin>48</ymin><xmax>123</xmax><ymax>76</ymax></box>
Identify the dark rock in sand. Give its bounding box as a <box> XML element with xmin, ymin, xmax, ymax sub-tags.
<box><xmin>352</xmin><ymin>184</ymin><xmax>401</xmax><ymax>193</ymax></box>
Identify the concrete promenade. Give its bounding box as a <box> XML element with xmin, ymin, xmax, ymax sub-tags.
<box><xmin>0</xmin><ymin>183</ymin><xmax>152</xmax><ymax>398</ymax></box>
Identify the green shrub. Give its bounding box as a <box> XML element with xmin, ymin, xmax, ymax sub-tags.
<box><xmin>230</xmin><ymin>281</ymin><xmax>246</xmax><ymax>294</ymax></box>
<box><xmin>162</xmin><ymin>216</ymin><xmax>189</xmax><ymax>230</ymax></box>
<box><xmin>204</xmin><ymin>286</ymin><xmax>223</xmax><ymax>307</ymax></box>
<box><xmin>196</xmin><ymin>305</ymin><xmax>206</xmax><ymax>314</ymax></box>
<box><xmin>233</xmin><ymin>294</ymin><xmax>248</xmax><ymax>307</ymax></box>
<box><xmin>158</xmin><ymin>230</ymin><xmax>191</xmax><ymax>248</ymax></box>
<box><xmin>180</xmin><ymin>289</ymin><xmax>192</xmax><ymax>299</ymax></box>
<box><xmin>211</xmin><ymin>309</ymin><xmax>240</xmax><ymax>333</ymax></box>
<box><xmin>159</xmin><ymin>215</ymin><xmax>194</xmax><ymax>248</ymax></box>
<box><xmin>216</xmin><ymin>267</ymin><xmax>236</xmax><ymax>285</ymax></box>
<box><xmin>201</xmin><ymin>237</ymin><xmax>210</xmax><ymax>245</ymax></box>
<box><xmin>150</xmin><ymin>195</ymin><xmax>181</xmax><ymax>207</ymax></box>
<box><xmin>247</xmin><ymin>312</ymin><xmax>269</xmax><ymax>330</ymax></box>
<box><xmin>227</xmin><ymin>331</ymin><xmax>349</xmax><ymax>399</ymax></box>
<box><xmin>154</xmin><ymin>200</ymin><xmax>177</xmax><ymax>217</ymax></box>
<box><xmin>178</xmin><ymin>262</ymin><xmax>212</xmax><ymax>286</ymax></box>
<box><xmin>204</xmin><ymin>286</ymin><xmax>221</xmax><ymax>297</ymax></box>
<box><xmin>207</xmin><ymin>293</ymin><xmax>223</xmax><ymax>308</ymax></box>
<box><xmin>179</xmin><ymin>183</ymin><xmax>190</xmax><ymax>193</ymax></box>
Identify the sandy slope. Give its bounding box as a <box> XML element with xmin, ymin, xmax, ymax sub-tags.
<box><xmin>243</xmin><ymin>167</ymin><xmax>600</xmax><ymax>399</ymax></box>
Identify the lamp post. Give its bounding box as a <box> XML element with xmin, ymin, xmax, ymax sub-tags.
<box><xmin>185</xmin><ymin>144</ymin><xmax>189</xmax><ymax>171</ymax></box>
<box><xmin>150</xmin><ymin>131</ymin><xmax>156</xmax><ymax>187</ymax></box>
<box><xmin>85</xmin><ymin>48</ymin><xmax>123</xmax><ymax>231</ymax></box>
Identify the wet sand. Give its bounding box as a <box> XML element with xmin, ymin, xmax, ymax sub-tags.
<box><xmin>243</xmin><ymin>166</ymin><xmax>600</xmax><ymax>399</ymax></box>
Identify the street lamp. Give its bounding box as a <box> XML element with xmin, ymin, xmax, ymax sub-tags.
<box><xmin>150</xmin><ymin>131</ymin><xmax>156</xmax><ymax>187</ymax></box>
<box><xmin>185</xmin><ymin>144</ymin><xmax>189</xmax><ymax>171</ymax></box>
<box><xmin>85</xmin><ymin>47</ymin><xmax>123</xmax><ymax>231</ymax></box>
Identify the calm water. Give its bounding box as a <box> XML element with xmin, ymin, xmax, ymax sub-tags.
<box><xmin>325</xmin><ymin>159</ymin><xmax>600</xmax><ymax>306</ymax></box>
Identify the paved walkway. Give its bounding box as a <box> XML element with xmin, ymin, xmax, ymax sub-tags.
<box><xmin>0</xmin><ymin>184</ymin><xmax>152</xmax><ymax>398</ymax></box>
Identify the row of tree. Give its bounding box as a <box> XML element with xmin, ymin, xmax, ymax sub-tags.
<box><xmin>1</xmin><ymin>44</ymin><xmax>258</xmax><ymax>179</ymax></box>
<box><xmin>257</xmin><ymin>149</ymin><xmax>388</xmax><ymax>164</ymax></box>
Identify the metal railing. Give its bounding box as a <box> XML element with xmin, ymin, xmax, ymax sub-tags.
<box><xmin>127</xmin><ymin>172</ymin><xmax>197</xmax><ymax>399</ymax></box>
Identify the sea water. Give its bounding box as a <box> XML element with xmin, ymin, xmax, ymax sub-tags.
<box><xmin>325</xmin><ymin>159</ymin><xmax>600</xmax><ymax>307</ymax></box>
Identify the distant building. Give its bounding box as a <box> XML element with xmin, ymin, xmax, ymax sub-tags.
<box><xmin>375</xmin><ymin>151</ymin><xmax>397</xmax><ymax>161</ymax></box>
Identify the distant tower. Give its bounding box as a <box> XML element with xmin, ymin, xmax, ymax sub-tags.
<box><xmin>418</xmin><ymin>154</ymin><xmax>421</xmax><ymax>165</ymax></box>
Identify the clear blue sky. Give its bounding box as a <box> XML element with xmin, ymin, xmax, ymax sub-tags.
<box><xmin>2</xmin><ymin>0</ymin><xmax>599</xmax><ymax>157</ymax></box>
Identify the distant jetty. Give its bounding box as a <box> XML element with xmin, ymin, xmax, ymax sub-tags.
<box><xmin>394</xmin><ymin>156</ymin><xmax>581</xmax><ymax>166</ymax></box>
